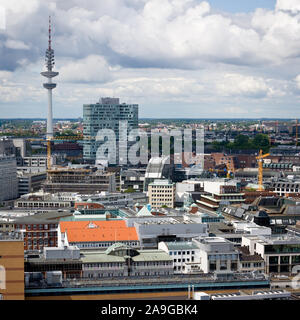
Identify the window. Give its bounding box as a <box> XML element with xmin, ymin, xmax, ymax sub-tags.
<box><xmin>269</xmin><ymin>256</ymin><xmax>279</xmax><ymax>264</ymax></box>
<box><xmin>292</xmin><ymin>256</ymin><xmax>300</xmax><ymax>263</ymax></box>
<box><xmin>280</xmin><ymin>256</ymin><xmax>290</xmax><ymax>264</ymax></box>
<box><xmin>209</xmin><ymin>263</ymin><xmax>216</xmax><ymax>271</ymax></box>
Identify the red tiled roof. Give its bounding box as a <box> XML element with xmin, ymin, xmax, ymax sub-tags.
<box><xmin>60</xmin><ymin>220</ymin><xmax>138</xmax><ymax>243</ymax></box>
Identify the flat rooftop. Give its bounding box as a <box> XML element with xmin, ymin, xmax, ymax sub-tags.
<box><xmin>163</xmin><ymin>241</ymin><xmax>198</xmax><ymax>250</ymax></box>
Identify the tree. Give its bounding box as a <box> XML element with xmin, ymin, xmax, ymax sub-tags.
<box><xmin>252</xmin><ymin>134</ymin><xmax>270</xmax><ymax>153</ymax></box>
<box><xmin>233</xmin><ymin>134</ymin><xmax>251</xmax><ymax>149</ymax></box>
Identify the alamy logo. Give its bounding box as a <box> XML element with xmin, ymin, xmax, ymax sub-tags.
<box><xmin>95</xmin><ymin>120</ymin><xmax>204</xmax><ymax>167</ymax></box>
<box><xmin>291</xmin><ymin>265</ymin><xmax>300</xmax><ymax>290</ymax></box>
<box><xmin>0</xmin><ymin>7</ymin><xmax>6</xmax><ymax>30</ymax></box>
<box><xmin>0</xmin><ymin>265</ymin><xmax>5</xmax><ymax>290</ymax></box>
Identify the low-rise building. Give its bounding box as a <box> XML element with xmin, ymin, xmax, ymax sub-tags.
<box><xmin>120</xmin><ymin>168</ymin><xmax>146</xmax><ymax>192</ymax></box>
<box><xmin>17</xmin><ymin>171</ymin><xmax>47</xmax><ymax>196</ymax></box>
<box><xmin>158</xmin><ymin>241</ymin><xmax>198</xmax><ymax>274</ymax></box>
<box><xmin>14</xmin><ymin>219</ymin><xmax>59</xmax><ymax>251</ymax></box>
<box><xmin>271</xmin><ymin>181</ymin><xmax>300</xmax><ymax>197</ymax></box>
<box><xmin>15</xmin><ymin>199</ymin><xmax>72</xmax><ymax>209</ymax></box>
<box><xmin>196</xmin><ymin>179</ymin><xmax>245</xmax><ymax>212</ymax></box>
<box><xmin>242</xmin><ymin>235</ymin><xmax>300</xmax><ymax>274</ymax></box>
<box><xmin>237</xmin><ymin>246</ymin><xmax>265</xmax><ymax>274</ymax></box>
<box><xmin>43</xmin><ymin>167</ymin><xmax>116</xmax><ymax>194</ymax></box>
<box><xmin>73</xmin><ymin>191</ymin><xmax>147</xmax><ymax>208</ymax></box>
<box><xmin>58</xmin><ymin>220</ymin><xmax>140</xmax><ymax>249</ymax></box>
<box><xmin>25</xmin><ymin>246</ymin><xmax>82</xmax><ymax>279</ymax></box>
<box><xmin>126</xmin><ymin>215</ymin><xmax>208</xmax><ymax>248</ymax></box>
<box><xmin>159</xmin><ymin>237</ymin><xmax>240</xmax><ymax>275</ymax></box>
<box><xmin>175</xmin><ymin>180</ymin><xmax>203</xmax><ymax>206</ymax></box>
<box><xmin>194</xmin><ymin>237</ymin><xmax>239</xmax><ymax>274</ymax></box>
<box><xmin>81</xmin><ymin>243</ymin><xmax>173</xmax><ymax>278</ymax></box>
<box><xmin>148</xmin><ymin>179</ymin><xmax>175</xmax><ymax>209</ymax></box>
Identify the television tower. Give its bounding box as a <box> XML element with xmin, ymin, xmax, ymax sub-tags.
<box><xmin>41</xmin><ymin>16</ymin><xmax>58</xmax><ymax>140</ymax></box>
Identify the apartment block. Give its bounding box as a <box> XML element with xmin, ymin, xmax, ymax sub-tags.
<box><xmin>148</xmin><ymin>179</ymin><xmax>175</xmax><ymax>209</ymax></box>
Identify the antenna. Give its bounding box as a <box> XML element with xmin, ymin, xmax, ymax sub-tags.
<box><xmin>48</xmin><ymin>15</ymin><xmax>52</xmax><ymax>50</ymax></box>
<box><xmin>41</xmin><ymin>15</ymin><xmax>59</xmax><ymax>166</ymax></box>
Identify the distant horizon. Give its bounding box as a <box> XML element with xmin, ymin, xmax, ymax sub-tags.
<box><xmin>0</xmin><ymin>117</ymin><xmax>298</xmax><ymax>121</ymax></box>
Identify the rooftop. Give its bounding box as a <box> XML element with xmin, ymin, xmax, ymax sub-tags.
<box><xmin>60</xmin><ymin>220</ymin><xmax>139</xmax><ymax>243</ymax></box>
<box><xmin>163</xmin><ymin>241</ymin><xmax>198</xmax><ymax>250</ymax></box>
<box><xmin>80</xmin><ymin>247</ymin><xmax>172</xmax><ymax>263</ymax></box>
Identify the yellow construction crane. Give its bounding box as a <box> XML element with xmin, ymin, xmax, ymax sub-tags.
<box><xmin>256</xmin><ymin>149</ymin><xmax>270</xmax><ymax>191</ymax></box>
<box><xmin>296</xmin><ymin>119</ymin><xmax>298</xmax><ymax>147</ymax></box>
<box><xmin>226</xmin><ymin>162</ymin><xmax>235</xmax><ymax>179</ymax></box>
<box><xmin>47</xmin><ymin>139</ymin><xmax>51</xmax><ymax>170</ymax></box>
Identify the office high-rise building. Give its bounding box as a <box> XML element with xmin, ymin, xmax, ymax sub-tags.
<box><xmin>83</xmin><ymin>97</ymin><xmax>138</xmax><ymax>164</ymax></box>
<box><xmin>0</xmin><ymin>155</ymin><xmax>18</xmax><ymax>202</ymax></box>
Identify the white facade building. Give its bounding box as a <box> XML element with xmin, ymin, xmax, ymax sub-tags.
<box><xmin>148</xmin><ymin>179</ymin><xmax>175</xmax><ymax>209</ymax></box>
<box><xmin>242</xmin><ymin>235</ymin><xmax>300</xmax><ymax>274</ymax></box>
<box><xmin>159</xmin><ymin>237</ymin><xmax>240</xmax><ymax>275</ymax></box>
<box><xmin>126</xmin><ymin>216</ymin><xmax>208</xmax><ymax>248</ymax></box>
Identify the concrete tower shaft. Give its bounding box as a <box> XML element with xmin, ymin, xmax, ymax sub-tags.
<box><xmin>41</xmin><ymin>16</ymin><xmax>59</xmax><ymax>140</ymax></box>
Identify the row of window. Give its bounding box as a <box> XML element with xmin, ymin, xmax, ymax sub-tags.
<box><xmin>17</xmin><ymin>202</ymin><xmax>69</xmax><ymax>207</ymax></box>
<box><xmin>174</xmin><ymin>266</ymin><xmax>185</xmax><ymax>271</ymax></box>
<box><xmin>242</xmin><ymin>262</ymin><xmax>262</xmax><ymax>268</ymax></box>
<box><xmin>25</xmin><ymin>239</ymin><xmax>55</xmax><ymax>245</ymax></box>
<box><xmin>75</xmin><ymin>241</ymin><xmax>139</xmax><ymax>248</ymax></box>
<box><xmin>25</xmin><ymin>232</ymin><xmax>56</xmax><ymax>238</ymax></box>
<box><xmin>174</xmin><ymin>257</ymin><xmax>194</xmax><ymax>263</ymax></box>
<box><xmin>170</xmin><ymin>250</ymin><xmax>195</xmax><ymax>256</ymax></box>
<box><xmin>84</xmin><ymin>261</ymin><xmax>172</xmax><ymax>268</ymax></box>
<box><xmin>86</xmin><ymin>271</ymin><xmax>170</xmax><ymax>278</ymax></box>
<box><xmin>16</xmin><ymin>224</ymin><xmax>58</xmax><ymax>230</ymax></box>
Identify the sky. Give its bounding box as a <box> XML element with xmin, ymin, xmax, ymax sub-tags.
<box><xmin>1</xmin><ymin>0</ymin><xmax>300</xmax><ymax>119</ymax></box>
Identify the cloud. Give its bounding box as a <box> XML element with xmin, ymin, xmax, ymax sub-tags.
<box><xmin>59</xmin><ymin>55</ymin><xmax>113</xmax><ymax>83</ymax></box>
<box><xmin>215</xmin><ymin>73</ymin><xmax>269</xmax><ymax>98</ymax></box>
<box><xmin>223</xmin><ymin>106</ymin><xmax>249</xmax><ymax>114</ymax></box>
<box><xmin>1</xmin><ymin>0</ymin><xmax>300</xmax><ymax>72</ymax></box>
<box><xmin>276</xmin><ymin>0</ymin><xmax>300</xmax><ymax>13</ymax></box>
<box><xmin>1</xmin><ymin>0</ymin><xmax>300</xmax><ymax>118</ymax></box>
<box><xmin>5</xmin><ymin>39</ymin><xmax>30</xmax><ymax>50</ymax></box>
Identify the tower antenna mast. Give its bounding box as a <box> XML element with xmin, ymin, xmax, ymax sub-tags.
<box><xmin>41</xmin><ymin>16</ymin><xmax>59</xmax><ymax>169</ymax></box>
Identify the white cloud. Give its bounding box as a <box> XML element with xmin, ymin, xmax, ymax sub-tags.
<box><xmin>223</xmin><ymin>106</ymin><xmax>248</xmax><ymax>114</ymax></box>
<box><xmin>216</xmin><ymin>73</ymin><xmax>269</xmax><ymax>98</ymax></box>
<box><xmin>294</xmin><ymin>74</ymin><xmax>300</xmax><ymax>91</ymax></box>
<box><xmin>5</xmin><ymin>39</ymin><xmax>30</xmax><ymax>50</ymax></box>
<box><xmin>1</xmin><ymin>0</ymin><xmax>300</xmax><ymax>117</ymax></box>
<box><xmin>59</xmin><ymin>55</ymin><xmax>113</xmax><ymax>83</ymax></box>
<box><xmin>276</xmin><ymin>0</ymin><xmax>300</xmax><ymax>13</ymax></box>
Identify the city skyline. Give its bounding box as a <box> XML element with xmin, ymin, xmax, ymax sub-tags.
<box><xmin>1</xmin><ymin>0</ymin><xmax>300</xmax><ymax>119</ymax></box>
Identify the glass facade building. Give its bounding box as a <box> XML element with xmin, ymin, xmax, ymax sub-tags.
<box><xmin>83</xmin><ymin>98</ymin><xmax>138</xmax><ymax>164</ymax></box>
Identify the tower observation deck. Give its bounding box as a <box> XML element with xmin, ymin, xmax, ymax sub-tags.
<box><xmin>41</xmin><ymin>16</ymin><xmax>59</xmax><ymax>140</ymax></box>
